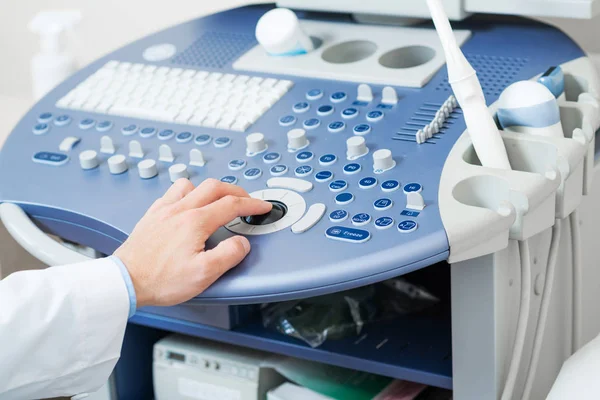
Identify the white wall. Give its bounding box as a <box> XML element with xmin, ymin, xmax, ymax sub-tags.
<box><xmin>0</xmin><ymin>0</ymin><xmax>267</xmax><ymax>100</ymax></box>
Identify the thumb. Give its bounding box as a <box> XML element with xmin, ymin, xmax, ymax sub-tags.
<box><xmin>196</xmin><ymin>235</ymin><xmax>251</xmax><ymax>285</ymax></box>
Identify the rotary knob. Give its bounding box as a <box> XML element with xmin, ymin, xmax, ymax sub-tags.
<box><xmin>138</xmin><ymin>159</ymin><xmax>158</xmax><ymax>179</ymax></box>
<box><xmin>246</xmin><ymin>132</ymin><xmax>268</xmax><ymax>155</ymax></box>
<box><xmin>287</xmin><ymin>128</ymin><xmax>309</xmax><ymax>151</ymax></box>
<box><xmin>108</xmin><ymin>154</ymin><xmax>128</xmax><ymax>174</ymax></box>
<box><xmin>373</xmin><ymin>149</ymin><xmax>396</xmax><ymax>173</ymax></box>
<box><xmin>79</xmin><ymin>150</ymin><xmax>99</xmax><ymax>170</ymax></box>
<box><xmin>346</xmin><ymin>136</ymin><xmax>368</xmax><ymax>160</ymax></box>
<box><xmin>169</xmin><ymin>163</ymin><xmax>189</xmax><ymax>182</ymax></box>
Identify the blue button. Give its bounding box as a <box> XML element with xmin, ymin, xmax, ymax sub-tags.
<box><xmin>374</xmin><ymin>198</ymin><xmax>393</xmax><ymax>211</ymax></box>
<box><xmin>352</xmin><ymin>213</ymin><xmax>371</xmax><ymax>226</ymax></box>
<box><xmin>359</xmin><ymin>177</ymin><xmax>377</xmax><ymax>189</ymax></box>
<box><xmin>293</xmin><ymin>102</ymin><xmax>310</xmax><ymax>113</ymax></box>
<box><xmin>270</xmin><ymin>164</ymin><xmax>288</xmax><ymax>176</ymax></box>
<box><xmin>279</xmin><ymin>115</ymin><xmax>297</xmax><ymax>127</ymax></box>
<box><xmin>317</xmin><ymin>105</ymin><xmax>334</xmax><ymax>116</ymax></box>
<box><xmin>335</xmin><ymin>192</ymin><xmax>354</xmax><ymax>205</ymax></box>
<box><xmin>195</xmin><ymin>134</ymin><xmax>212</xmax><ymax>146</ymax></box>
<box><xmin>303</xmin><ymin>118</ymin><xmax>321</xmax><ymax>130</ymax></box>
<box><xmin>296</xmin><ymin>151</ymin><xmax>314</xmax><ymax>163</ymax></box>
<box><xmin>79</xmin><ymin>118</ymin><xmax>96</xmax><ymax>130</ymax></box>
<box><xmin>176</xmin><ymin>131</ymin><xmax>193</xmax><ymax>143</ymax></box>
<box><xmin>398</xmin><ymin>220</ymin><xmax>418</xmax><ymax>233</ymax></box>
<box><xmin>343</xmin><ymin>163</ymin><xmax>362</xmax><ymax>175</ymax></box>
<box><xmin>214</xmin><ymin>137</ymin><xmax>231</xmax><ymax>148</ymax></box>
<box><xmin>326</xmin><ymin>226</ymin><xmax>370</xmax><ymax>243</ymax></box>
<box><xmin>122</xmin><ymin>124</ymin><xmax>138</xmax><ymax>136</ymax></box>
<box><xmin>32</xmin><ymin>123</ymin><xmax>50</xmax><ymax>135</ymax></box>
<box><xmin>38</xmin><ymin>112</ymin><xmax>53</xmax><ymax>123</ymax></box>
<box><xmin>319</xmin><ymin>154</ymin><xmax>337</xmax><ymax>166</ymax></box>
<box><xmin>353</xmin><ymin>100</ymin><xmax>369</xmax><ymax>107</ymax></box>
<box><xmin>327</xmin><ymin>121</ymin><xmax>346</xmax><ymax>133</ymax></box>
<box><xmin>329</xmin><ymin>210</ymin><xmax>349</xmax><ymax>222</ymax></box>
<box><xmin>54</xmin><ymin>115</ymin><xmax>71</xmax><ymax>126</ymax></box>
<box><xmin>228</xmin><ymin>159</ymin><xmax>246</xmax><ymax>171</ymax></box>
<box><xmin>158</xmin><ymin>129</ymin><xmax>175</xmax><ymax>140</ymax></box>
<box><xmin>244</xmin><ymin>167</ymin><xmax>262</xmax><ymax>180</ymax></box>
<box><xmin>315</xmin><ymin>170</ymin><xmax>333</xmax><ymax>182</ymax></box>
<box><xmin>375</xmin><ymin>217</ymin><xmax>395</xmax><ymax>230</ymax></box>
<box><xmin>221</xmin><ymin>175</ymin><xmax>238</xmax><ymax>184</ymax></box>
<box><xmin>96</xmin><ymin>120</ymin><xmax>113</xmax><ymax>132</ymax></box>
<box><xmin>342</xmin><ymin>108</ymin><xmax>359</xmax><ymax>119</ymax></box>
<box><xmin>377</xmin><ymin>103</ymin><xmax>393</xmax><ymax>110</ymax></box>
<box><xmin>306</xmin><ymin>89</ymin><xmax>324</xmax><ymax>100</ymax></box>
<box><xmin>140</xmin><ymin>127</ymin><xmax>157</xmax><ymax>138</ymax></box>
<box><xmin>401</xmin><ymin>210</ymin><xmax>421</xmax><ymax>217</ymax></box>
<box><xmin>295</xmin><ymin>165</ymin><xmax>313</xmax><ymax>177</ymax></box>
<box><xmin>366</xmin><ymin>110</ymin><xmax>384</xmax><ymax>122</ymax></box>
<box><xmin>263</xmin><ymin>152</ymin><xmax>281</xmax><ymax>164</ymax></box>
<box><xmin>330</xmin><ymin>92</ymin><xmax>347</xmax><ymax>103</ymax></box>
<box><xmin>403</xmin><ymin>183</ymin><xmax>423</xmax><ymax>194</ymax></box>
<box><xmin>353</xmin><ymin>124</ymin><xmax>372</xmax><ymax>135</ymax></box>
<box><xmin>381</xmin><ymin>180</ymin><xmax>400</xmax><ymax>192</ymax></box>
<box><xmin>32</xmin><ymin>151</ymin><xmax>69</xmax><ymax>166</ymax></box>
<box><xmin>329</xmin><ymin>180</ymin><xmax>348</xmax><ymax>192</ymax></box>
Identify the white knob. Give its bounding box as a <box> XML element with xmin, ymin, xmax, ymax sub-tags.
<box><xmin>287</xmin><ymin>129</ymin><xmax>309</xmax><ymax>151</ymax></box>
<box><xmin>108</xmin><ymin>154</ymin><xmax>128</xmax><ymax>174</ymax></box>
<box><xmin>357</xmin><ymin>84</ymin><xmax>373</xmax><ymax>103</ymax></box>
<box><xmin>246</xmin><ymin>132</ymin><xmax>268</xmax><ymax>155</ymax></box>
<box><xmin>79</xmin><ymin>150</ymin><xmax>99</xmax><ymax>170</ymax></box>
<box><xmin>138</xmin><ymin>159</ymin><xmax>158</xmax><ymax>179</ymax></box>
<box><xmin>169</xmin><ymin>163</ymin><xmax>189</xmax><ymax>182</ymax></box>
<box><xmin>373</xmin><ymin>149</ymin><xmax>396</xmax><ymax>173</ymax></box>
<box><xmin>346</xmin><ymin>136</ymin><xmax>368</xmax><ymax>160</ymax></box>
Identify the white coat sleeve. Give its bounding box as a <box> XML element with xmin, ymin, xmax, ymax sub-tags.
<box><xmin>0</xmin><ymin>258</ymin><xmax>130</xmax><ymax>400</ymax></box>
<box><xmin>546</xmin><ymin>333</ymin><xmax>600</xmax><ymax>399</ymax></box>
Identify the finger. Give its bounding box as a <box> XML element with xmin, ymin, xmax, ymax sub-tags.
<box><xmin>161</xmin><ymin>178</ymin><xmax>195</xmax><ymax>204</ymax></box>
<box><xmin>195</xmin><ymin>236</ymin><xmax>251</xmax><ymax>287</ymax></box>
<box><xmin>179</xmin><ymin>178</ymin><xmax>250</xmax><ymax>210</ymax></box>
<box><xmin>195</xmin><ymin>195</ymin><xmax>273</xmax><ymax>233</ymax></box>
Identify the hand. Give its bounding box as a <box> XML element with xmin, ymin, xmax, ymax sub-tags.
<box><xmin>114</xmin><ymin>178</ymin><xmax>272</xmax><ymax>308</ymax></box>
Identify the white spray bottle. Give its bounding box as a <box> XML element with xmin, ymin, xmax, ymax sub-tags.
<box><xmin>29</xmin><ymin>11</ymin><xmax>81</xmax><ymax>101</ymax></box>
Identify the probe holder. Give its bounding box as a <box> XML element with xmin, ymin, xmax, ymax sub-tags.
<box><xmin>441</xmin><ymin>125</ymin><xmax>587</xmax><ymax>263</ymax></box>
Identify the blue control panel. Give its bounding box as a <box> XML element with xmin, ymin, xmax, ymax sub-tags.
<box><xmin>0</xmin><ymin>5</ymin><xmax>584</xmax><ymax>304</ymax></box>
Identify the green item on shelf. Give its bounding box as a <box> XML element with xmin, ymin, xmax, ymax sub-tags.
<box><xmin>264</xmin><ymin>356</ymin><xmax>392</xmax><ymax>400</ymax></box>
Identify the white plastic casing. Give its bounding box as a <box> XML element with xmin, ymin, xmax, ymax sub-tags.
<box><xmin>278</xmin><ymin>0</ymin><xmax>599</xmax><ymax>20</ymax></box>
<box><xmin>255</xmin><ymin>8</ymin><xmax>314</xmax><ymax>56</ymax></box>
<box><xmin>497</xmin><ymin>81</ymin><xmax>565</xmax><ymax>139</ymax></box>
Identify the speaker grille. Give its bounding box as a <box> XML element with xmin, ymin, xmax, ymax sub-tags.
<box><xmin>172</xmin><ymin>31</ymin><xmax>257</xmax><ymax>69</ymax></box>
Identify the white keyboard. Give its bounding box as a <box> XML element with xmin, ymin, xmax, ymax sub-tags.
<box><xmin>56</xmin><ymin>61</ymin><xmax>294</xmax><ymax>132</ymax></box>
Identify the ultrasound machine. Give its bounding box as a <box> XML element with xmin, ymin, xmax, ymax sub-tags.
<box><xmin>2</xmin><ymin>0</ymin><xmax>600</xmax><ymax>398</ymax></box>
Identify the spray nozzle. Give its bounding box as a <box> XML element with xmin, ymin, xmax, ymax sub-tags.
<box><xmin>29</xmin><ymin>10</ymin><xmax>81</xmax><ymax>54</ymax></box>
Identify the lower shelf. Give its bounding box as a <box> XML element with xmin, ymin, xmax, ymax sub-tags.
<box><xmin>129</xmin><ymin>305</ymin><xmax>453</xmax><ymax>390</ymax></box>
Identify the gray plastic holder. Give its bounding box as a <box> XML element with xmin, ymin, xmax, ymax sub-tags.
<box><xmin>440</xmin><ymin>56</ymin><xmax>598</xmax><ymax>263</ymax></box>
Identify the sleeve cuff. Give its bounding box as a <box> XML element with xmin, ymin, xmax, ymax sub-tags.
<box><xmin>109</xmin><ymin>255</ymin><xmax>137</xmax><ymax>318</ymax></box>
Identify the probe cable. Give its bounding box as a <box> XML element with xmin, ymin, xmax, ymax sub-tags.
<box><xmin>571</xmin><ymin>210</ymin><xmax>582</xmax><ymax>354</ymax></box>
<box><xmin>501</xmin><ymin>239</ymin><xmax>532</xmax><ymax>400</ymax></box>
<box><xmin>521</xmin><ymin>219</ymin><xmax>562</xmax><ymax>399</ymax></box>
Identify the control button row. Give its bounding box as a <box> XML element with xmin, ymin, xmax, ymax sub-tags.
<box><xmin>325</xmin><ymin>219</ymin><xmax>417</xmax><ymax>243</ymax></box>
